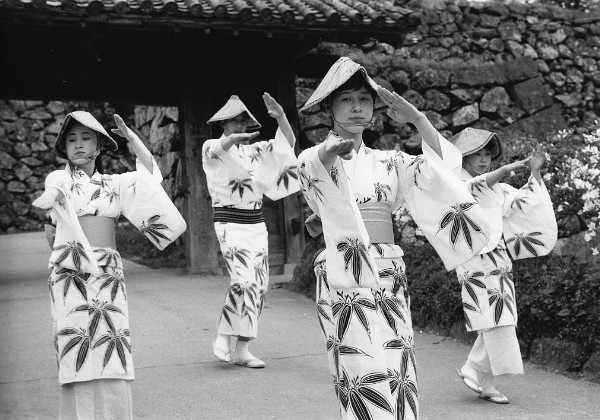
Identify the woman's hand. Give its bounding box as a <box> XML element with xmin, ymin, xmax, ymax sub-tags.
<box><xmin>111</xmin><ymin>114</ymin><xmax>138</xmax><ymax>142</ymax></box>
<box><xmin>318</xmin><ymin>134</ymin><xmax>355</xmax><ymax>167</ymax></box>
<box><xmin>529</xmin><ymin>149</ymin><xmax>546</xmax><ymax>172</ymax></box>
<box><xmin>263</xmin><ymin>92</ymin><xmax>284</xmax><ymax>120</ymax></box>
<box><xmin>503</xmin><ymin>156</ymin><xmax>532</xmax><ymax>174</ymax></box>
<box><xmin>378</xmin><ymin>87</ymin><xmax>422</xmax><ymax>124</ymax></box>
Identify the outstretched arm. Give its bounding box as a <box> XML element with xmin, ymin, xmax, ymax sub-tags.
<box><xmin>263</xmin><ymin>92</ymin><xmax>294</xmax><ymax>147</ymax></box>
<box><xmin>485</xmin><ymin>157</ymin><xmax>531</xmax><ymax>187</ymax></box>
<box><xmin>220</xmin><ymin>132</ymin><xmax>260</xmax><ymax>151</ymax></box>
<box><xmin>112</xmin><ymin>114</ymin><xmax>154</xmax><ymax>173</ymax></box>
<box><xmin>378</xmin><ymin>87</ymin><xmax>443</xmax><ymax>159</ymax></box>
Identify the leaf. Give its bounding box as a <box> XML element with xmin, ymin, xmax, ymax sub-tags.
<box><xmin>357</xmin><ymin>387</ymin><xmax>393</xmax><ymax>414</ymax></box>
<box><xmin>57</xmin><ymin>327</ymin><xmax>79</xmax><ymax>336</ymax></box>
<box><xmin>349</xmin><ymin>391</ymin><xmax>372</xmax><ymax>420</ymax></box>
<box><xmin>75</xmin><ymin>336</ymin><xmax>90</xmax><ymax>373</ymax></box>
<box><xmin>60</xmin><ymin>335</ymin><xmax>83</xmax><ymax>359</ymax></box>
<box><xmin>92</xmin><ymin>334</ymin><xmax>112</xmax><ymax>349</ymax></box>
<box><xmin>339</xmin><ymin>345</ymin><xmax>369</xmax><ymax>357</ymax></box>
<box><xmin>557</xmin><ymin>308</ymin><xmax>571</xmax><ymax>316</ymax></box>
<box><xmin>337</xmin><ymin>305</ymin><xmax>352</xmax><ymax>341</ymax></box>
<box><xmin>103</xmin><ymin>340</ymin><xmax>116</xmax><ymax>368</ymax></box>
<box><xmin>116</xmin><ymin>339</ymin><xmax>127</xmax><ymax>372</ymax></box>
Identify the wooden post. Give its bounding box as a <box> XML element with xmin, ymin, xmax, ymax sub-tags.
<box><xmin>277</xmin><ymin>68</ymin><xmax>305</xmax><ymax>265</ymax></box>
<box><xmin>181</xmin><ymin>80</ymin><xmax>221</xmax><ymax>274</ymax></box>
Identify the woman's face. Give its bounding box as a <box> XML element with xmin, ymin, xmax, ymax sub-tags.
<box><xmin>222</xmin><ymin>114</ymin><xmax>250</xmax><ymax>137</ymax></box>
<box><xmin>65</xmin><ymin>122</ymin><xmax>99</xmax><ymax>163</ymax></box>
<box><xmin>464</xmin><ymin>148</ymin><xmax>492</xmax><ymax>176</ymax></box>
<box><xmin>330</xmin><ymin>87</ymin><xmax>374</xmax><ymax>134</ymax></box>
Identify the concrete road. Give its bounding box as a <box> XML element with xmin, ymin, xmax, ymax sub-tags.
<box><xmin>1</xmin><ymin>232</ymin><xmax>599</xmax><ymax>419</ymax></box>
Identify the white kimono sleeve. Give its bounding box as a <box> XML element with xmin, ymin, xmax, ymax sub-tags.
<box><xmin>119</xmin><ymin>158</ymin><xmax>187</xmax><ymax>250</ymax></box>
<box><xmin>393</xmin><ymin>135</ymin><xmax>492</xmax><ymax>270</ymax></box>
<box><xmin>501</xmin><ymin>176</ymin><xmax>557</xmax><ymax>259</ymax></box>
<box><xmin>255</xmin><ymin>128</ymin><xmax>301</xmax><ymax>200</ymax></box>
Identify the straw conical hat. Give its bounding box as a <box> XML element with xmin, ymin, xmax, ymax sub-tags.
<box><xmin>207</xmin><ymin>95</ymin><xmax>262</xmax><ymax>130</ymax></box>
<box><xmin>299</xmin><ymin>57</ymin><xmax>387</xmax><ymax>115</ymax></box>
<box><xmin>55</xmin><ymin>111</ymin><xmax>118</xmax><ymax>159</ymax></box>
<box><xmin>449</xmin><ymin>127</ymin><xmax>502</xmax><ymax>160</ymax></box>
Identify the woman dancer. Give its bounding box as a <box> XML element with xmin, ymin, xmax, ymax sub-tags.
<box><xmin>297</xmin><ymin>57</ymin><xmax>491</xmax><ymax>420</ymax></box>
<box><xmin>32</xmin><ymin>111</ymin><xmax>186</xmax><ymax>419</ymax></box>
<box><xmin>451</xmin><ymin>128</ymin><xmax>557</xmax><ymax>404</ymax></box>
<box><xmin>202</xmin><ymin>93</ymin><xmax>299</xmax><ymax>368</ymax></box>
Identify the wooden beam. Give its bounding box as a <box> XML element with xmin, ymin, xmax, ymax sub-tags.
<box><xmin>181</xmin><ymin>76</ymin><xmax>221</xmax><ymax>274</ymax></box>
<box><xmin>277</xmin><ymin>67</ymin><xmax>305</xmax><ymax>265</ymax></box>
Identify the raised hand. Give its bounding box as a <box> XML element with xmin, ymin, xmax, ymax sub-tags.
<box><xmin>318</xmin><ymin>132</ymin><xmax>355</xmax><ymax>166</ymax></box>
<box><xmin>503</xmin><ymin>156</ymin><xmax>532</xmax><ymax>174</ymax></box>
<box><xmin>111</xmin><ymin>114</ymin><xmax>138</xmax><ymax>143</ymax></box>
<box><xmin>529</xmin><ymin>149</ymin><xmax>546</xmax><ymax>172</ymax></box>
<box><xmin>263</xmin><ymin>92</ymin><xmax>284</xmax><ymax>120</ymax></box>
<box><xmin>377</xmin><ymin>87</ymin><xmax>420</xmax><ymax>124</ymax></box>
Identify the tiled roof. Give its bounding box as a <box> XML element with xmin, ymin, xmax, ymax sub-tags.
<box><xmin>0</xmin><ymin>0</ymin><xmax>414</xmax><ymax>31</ymax></box>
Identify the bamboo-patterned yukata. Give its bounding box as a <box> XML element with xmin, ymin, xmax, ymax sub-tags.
<box><xmin>202</xmin><ymin>128</ymin><xmax>300</xmax><ymax>339</ymax></box>
<box><xmin>299</xmin><ymin>132</ymin><xmax>491</xmax><ymax>420</ymax></box>
<box><xmin>44</xmin><ymin>159</ymin><xmax>186</xmax><ymax>385</ymax></box>
<box><xmin>457</xmin><ymin>169</ymin><xmax>557</xmax><ymax>336</ymax></box>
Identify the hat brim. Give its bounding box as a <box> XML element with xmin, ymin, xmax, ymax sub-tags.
<box><xmin>207</xmin><ymin>111</ymin><xmax>262</xmax><ymax>131</ymax></box>
<box><xmin>55</xmin><ymin>111</ymin><xmax>118</xmax><ymax>159</ymax></box>
<box><xmin>299</xmin><ymin>57</ymin><xmax>388</xmax><ymax>115</ymax></box>
<box><xmin>450</xmin><ymin>128</ymin><xmax>502</xmax><ymax>161</ymax></box>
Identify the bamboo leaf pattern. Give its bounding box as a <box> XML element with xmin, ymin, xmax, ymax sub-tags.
<box><xmin>57</xmin><ymin>327</ymin><xmax>91</xmax><ymax>373</ymax></box>
<box><xmin>336</xmin><ymin>238</ymin><xmax>375</xmax><ymax>285</ymax></box>
<box><xmin>373</xmin><ymin>182</ymin><xmax>391</xmax><ymax>202</ymax></box>
<box><xmin>370</xmin><ymin>243</ymin><xmax>385</xmax><ymax>257</ymax></box>
<box><xmin>378</xmin><ymin>261</ymin><xmax>408</xmax><ymax>298</ymax></box>
<box><xmin>69</xmin><ymin>299</ymin><xmax>124</xmax><ymax>340</ymax></box>
<box><xmin>469</xmin><ymin>178</ymin><xmax>487</xmax><ymax>196</ymax></box>
<box><xmin>457</xmin><ymin>270</ymin><xmax>486</xmax><ymax>309</ymax></box>
<box><xmin>103</xmin><ymin>188</ymin><xmax>120</xmax><ymax>204</ymax></box>
<box><xmin>305</xmin><ymin>174</ymin><xmax>325</xmax><ymax>203</ymax></box>
<box><xmin>407</xmin><ymin>156</ymin><xmax>424</xmax><ymax>189</ymax></box>
<box><xmin>228</xmin><ymin>178</ymin><xmax>254</xmax><ymax>199</ymax></box>
<box><xmin>484</xmin><ymin>248</ymin><xmax>505</xmax><ymax>267</ymax></box>
<box><xmin>337</xmin><ymin>369</ymin><xmax>394</xmax><ymax>420</ymax></box>
<box><xmin>92</xmin><ymin>329</ymin><xmax>131</xmax><ymax>373</ymax></box>
<box><xmin>388</xmin><ymin>349</ymin><xmax>418</xmax><ymax>420</ymax></box>
<box><xmin>437</xmin><ymin>202</ymin><xmax>483</xmax><ymax>250</ymax></box>
<box><xmin>53</xmin><ymin>268</ymin><xmax>90</xmax><ymax>302</ymax></box>
<box><xmin>203</xmin><ymin>148</ymin><xmax>223</xmax><ymax>162</ymax></box>
<box><xmin>53</xmin><ymin>241</ymin><xmax>90</xmax><ymax>271</ymax></box>
<box><xmin>330</xmin><ymin>166</ymin><xmax>340</xmax><ymax>187</ymax></box>
<box><xmin>93</xmin><ymin>248</ymin><xmax>119</xmax><ymax>267</ymax></box>
<box><xmin>372</xmin><ymin>289</ymin><xmax>406</xmax><ymax>336</ymax></box>
<box><xmin>380</xmin><ymin>156</ymin><xmax>399</xmax><ymax>176</ymax></box>
<box><xmin>462</xmin><ymin>302</ymin><xmax>478</xmax><ymax>330</ymax></box>
<box><xmin>331</xmin><ymin>291</ymin><xmax>376</xmax><ymax>341</ymax></box>
<box><xmin>138</xmin><ymin>214</ymin><xmax>171</xmax><ymax>244</ymax></box>
<box><xmin>506</xmin><ymin>232</ymin><xmax>545</xmax><ymax>257</ymax></box>
<box><xmin>488</xmin><ymin>266</ymin><xmax>515</xmax><ymax>297</ymax></box>
<box><xmin>94</xmin><ymin>272</ymin><xmax>126</xmax><ymax>303</ymax></box>
<box><xmin>488</xmin><ymin>289</ymin><xmax>516</xmax><ymax>325</ymax></box>
<box><xmin>511</xmin><ymin>195</ymin><xmax>528</xmax><ymax>211</ymax></box>
<box><xmin>326</xmin><ymin>335</ymin><xmax>371</xmax><ymax>378</ymax></box>
<box><xmin>276</xmin><ymin>165</ymin><xmax>299</xmax><ymax>191</ymax></box>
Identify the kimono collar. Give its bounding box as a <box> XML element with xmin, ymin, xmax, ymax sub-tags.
<box><xmin>66</xmin><ymin>162</ymin><xmax>99</xmax><ymax>181</ymax></box>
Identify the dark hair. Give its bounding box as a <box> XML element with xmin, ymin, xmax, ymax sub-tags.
<box><xmin>331</xmin><ymin>72</ymin><xmax>377</xmax><ymax>101</ymax></box>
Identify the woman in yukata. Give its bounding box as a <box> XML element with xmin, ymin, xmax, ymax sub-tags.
<box><xmin>202</xmin><ymin>93</ymin><xmax>300</xmax><ymax>368</ymax></box>
<box><xmin>451</xmin><ymin>128</ymin><xmax>557</xmax><ymax>404</ymax></box>
<box><xmin>32</xmin><ymin>111</ymin><xmax>186</xmax><ymax>419</ymax></box>
<box><xmin>297</xmin><ymin>57</ymin><xmax>492</xmax><ymax>420</ymax></box>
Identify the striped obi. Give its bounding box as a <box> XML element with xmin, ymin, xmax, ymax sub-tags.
<box><xmin>213</xmin><ymin>207</ymin><xmax>264</xmax><ymax>224</ymax></box>
<box><xmin>358</xmin><ymin>201</ymin><xmax>394</xmax><ymax>244</ymax></box>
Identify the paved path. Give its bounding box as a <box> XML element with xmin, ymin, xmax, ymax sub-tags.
<box><xmin>1</xmin><ymin>232</ymin><xmax>598</xmax><ymax>419</ymax></box>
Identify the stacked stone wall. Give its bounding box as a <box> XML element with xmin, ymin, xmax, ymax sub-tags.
<box><xmin>0</xmin><ymin>100</ymin><xmax>182</xmax><ymax>233</ymax></box>
<box><xmin>297</xmin><ymin>1</ymin><xmax>600</xmax><ymax>150</ymax></box>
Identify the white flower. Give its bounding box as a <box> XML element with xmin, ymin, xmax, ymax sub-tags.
<box><xmin>592</xmin><ymin>248</ymin><xmax>599</xmax><ymax>256</ymax></box>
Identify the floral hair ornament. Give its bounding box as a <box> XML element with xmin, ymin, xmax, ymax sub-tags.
<box><xmin>299</xmin><ymin>56</ymin><xmax>387</xmax><ymax>115</ymax></box>
<box><xmin>207</xmin><ymin>95</ymin><xmax>262</xmax><ymax>130</ymax></box>
<box><xmin>55</xmin><ymin>111</ymin><xmax>118</xmax><ymax>159</ymax></box>
<box><xmin>449</xmin><ymin>127</ymin><xmax>503</xmax><ymax>161</ymax></box>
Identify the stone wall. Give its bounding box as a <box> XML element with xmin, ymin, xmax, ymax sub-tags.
<box><xmin>297</xmin><ymin>1</ymin><xmax>600</xmax><ymax>150</ymax></box>
<box><xmin>0</xmin><ymin>100</ymin><xmax>182</xmax><ymax>233</ymax></box>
